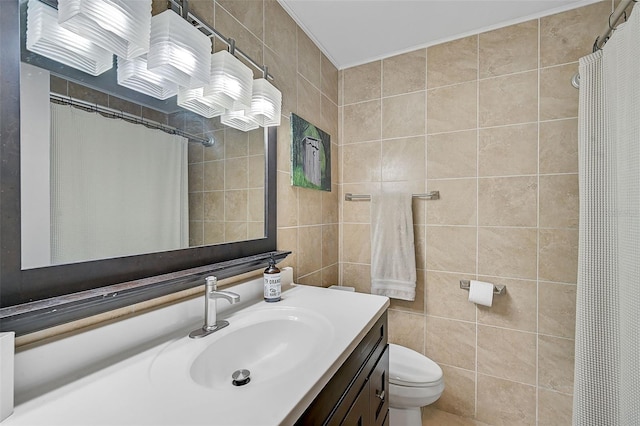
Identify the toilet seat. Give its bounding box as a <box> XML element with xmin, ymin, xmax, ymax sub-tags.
<box><xmin>389</xmin><ymin>343</ymin><xmax>443</xmax><ymax>387</ymax></box>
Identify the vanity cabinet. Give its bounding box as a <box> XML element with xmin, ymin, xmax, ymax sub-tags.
<box><xmin>296</xmin><ymin>311</ymin><xmax>389</xmax><ymax>426</ymax></box>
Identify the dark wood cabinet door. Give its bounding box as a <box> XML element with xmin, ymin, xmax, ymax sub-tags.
<box><xmin>369</xmin><ymin>346</ymin><xmax>389</xmax><ymax>426</ymax></box>
<box><xmin>340</xmin><ymin>382</ymin><xmax>370</xmax><ymax>426</ymax></box>
<box><xmin>296</xmin><ymin>312</ymin><xmax>388</xmax><ymax>426</ymax></box>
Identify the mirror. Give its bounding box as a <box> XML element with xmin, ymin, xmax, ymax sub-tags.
<box><xmin>18</xmin><ymin>0</ymin><xmax>267</xmax><ymax>269</ymax></box>
<box><xmin>21</xmin><ymin>65</ymin><xmax>266</xmax><ymax>269</ymax></box>
<box><xmin>0</xmin><ymin>0</ymin><xmax>277</xmax><ymax>331</ymax></box>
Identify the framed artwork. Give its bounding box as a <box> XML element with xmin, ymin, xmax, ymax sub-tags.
<box><xmin>290</xmin><ymin>113</ymin><xmax>331</xmax><ymax>191</ymax></box>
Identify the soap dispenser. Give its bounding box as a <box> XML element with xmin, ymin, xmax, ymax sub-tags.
<box><xmin>263</xmin><ymin>255</ymin><xmax>281</xmax><ymax>302</ymax></box>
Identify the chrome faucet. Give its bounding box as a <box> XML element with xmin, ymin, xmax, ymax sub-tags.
<box><xmin>189</xmin><ymin>276</ymin><xmax>240</xmax><ymax>339</ymax></box>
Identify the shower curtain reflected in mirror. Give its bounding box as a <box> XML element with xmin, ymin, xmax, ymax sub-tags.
<box><xmin>574</xmin><ymin>8</ymin><xmax>640</xmax><ymax>425</ymax></box>
<box><xmin>49</xmin><ymin>103</ymin><xmax>189</xmax><ymax>265</ymax></box>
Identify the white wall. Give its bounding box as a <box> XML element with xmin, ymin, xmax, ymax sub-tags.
<box><xmin>20</xmin><ymin>62</ymin><xmax>51</xmax><ymax>269</ymax></box>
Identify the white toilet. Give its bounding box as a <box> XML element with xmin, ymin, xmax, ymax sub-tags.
<box><xmin>388</xmin><ymin>343</ymin><xmax>445</xmax><ymax>426</ymax></box>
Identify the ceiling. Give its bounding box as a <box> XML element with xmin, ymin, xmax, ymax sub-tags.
<box><xmin>278</xmin><ymin>0</ymin><xmax>602</xmax><ymax>70</ymax></box>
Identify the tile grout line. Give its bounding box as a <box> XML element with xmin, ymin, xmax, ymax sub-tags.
<box><xmin>339</xmin><ymin>71</ymin><xmax>343</xmax><ymax>285</ymax></box>
<box><xmin>535</xmin><ymin>15</ymin><xmax>542</xmax><ymax>426</ymax></box>
<box><xmin>341</xmin><ymin>58</ymin><xmax>581</xmax><ymax>110</ymax></box>
<box><xmin>342</xmin><ymin>116</ymin><xmax>579</xmax><ymax>146</ymax></box>
<box><xmin>294</xmin><ymin>21</ymin><xmax>300</xmax><ymax>283</ymax></box>
<box><xmin>422</xmin><ymin>49</ymin><xmax>428</xmax><ymax>359</ymax></box>
<box><xmin>378</xmin><ymin>59</ymin><xmax>383</xmax><ymax>202</ymax></box>
<box><xmin>475</xmin><ymin>32</ymin><xmax>480</xmax><ymax>421</ymax></box>
<box><xmin>222</xmin><ymin>128</ymin><xmax>228</xmax><ymax>241</ymax></box>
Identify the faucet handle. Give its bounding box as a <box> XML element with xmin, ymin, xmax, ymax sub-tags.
<box><xmin>205</xmin><ymin>276</ymin><xmax>217</xmax><ymax>291</ymax></box>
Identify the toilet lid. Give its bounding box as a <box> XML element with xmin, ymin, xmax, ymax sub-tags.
<box><xmin>389</xmin><ymin>343</ymin><xmax>443</xmax><ymax>387</ymax></box>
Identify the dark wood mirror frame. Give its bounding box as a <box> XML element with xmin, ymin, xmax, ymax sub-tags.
<box><xmin>0</xmin><ymin>0</ymin><xmax>280</xmax><ymax>335</ymax></box>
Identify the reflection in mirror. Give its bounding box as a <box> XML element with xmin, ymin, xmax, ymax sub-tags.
<box><xmin>20</xmin><ymin>65</ymin><xmax>265</xmax><ymax>269</ymax></box>
<box><xmin>0</xmin><ymin>0</ymin><xmax>278</xmax><ymax>332</ymax></box>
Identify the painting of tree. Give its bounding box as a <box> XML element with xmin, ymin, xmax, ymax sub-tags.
<box><xmin>290</xmin><ymin>113</ymin><xmax>331</xmax><ymax>191</ymax></box>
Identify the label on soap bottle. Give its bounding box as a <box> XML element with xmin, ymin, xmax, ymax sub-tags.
<box><xmin>264</xmin><ymin>256</ymin><xmax>281</xmax><ymax>302</ymax></box>
<box><xmin>264</xmin><ymin>273</ymin><xmax>281</xmax><ymax>302</ymax></box>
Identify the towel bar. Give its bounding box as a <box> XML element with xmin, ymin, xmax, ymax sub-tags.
<box><xmin>344</xmin><ymin>191</ymin><xmax>439</xmax><ymax>201</ymax></box>
<box><xmin>459</xmin><ymin>280</ymin><xmax>506</xmax><ymax>296</ymax></box>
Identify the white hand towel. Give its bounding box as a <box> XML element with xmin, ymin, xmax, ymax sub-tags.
<box><xmin>370</xmin><ymin>191</ymin><xmax>416</xmax><ymax>301</ymax></box>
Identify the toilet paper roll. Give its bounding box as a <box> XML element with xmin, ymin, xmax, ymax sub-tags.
<box><xmin>468</xmin><ymin>280</ymin><xmax>494</xmax><ymax>307</ymax></box>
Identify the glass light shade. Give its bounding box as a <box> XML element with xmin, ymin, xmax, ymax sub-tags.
<box><xmin>203</xmin><ymin>50</ymin><xmax>253</xmax><ymax>111</ymax></box>
<box><xmin>26</xmin><ymin>0</ymin><xmax>113</xmax><ymax>76</ymax></box>
<box><xmin>147</xmin><ymin>10</ymin><xmax>211</xmax><ymax>89</ymax></box>
<box><xmin>221</xmin><ymin>109</ymin><xmax>259</xmax><ymax>132</ymax></box>
<box><xmin>249</xmin><ymin>78</ymin><xmax>282</xmax><ymax>127</ymax></box>
<box><xmin>117</xmin><ymin>56</ymin><xmax>178</xmax><ymax>100</ymax></box>
<box><xmin>177</xmin><ymin>87</ymin><xmax>224</xmax><ymax>119</ymax></box>
<box><xmin>57</xmin><ymin>0</ymin><xmax>151</xmax><ymax>60</ymax></box>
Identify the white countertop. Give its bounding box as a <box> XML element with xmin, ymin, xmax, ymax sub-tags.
<box><xmin>5</xmin><ymin>280</ymin><xmax>389</xmax><ymax>425</ymax></box>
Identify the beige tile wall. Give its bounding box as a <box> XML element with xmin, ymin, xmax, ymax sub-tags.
<box><xmin>180</xmin><ymin>0</ymin><xmax>339</xmax><ymax>283</ymax></box>
<box><xmin>187</xmin><ymin>125</ymin><xmax>266</xmax><ymax>245</ymax></box>
<box><xmin>338</xmin><ymin>1</ymin><xmax>617</xmax><ymax>424</ymax></box>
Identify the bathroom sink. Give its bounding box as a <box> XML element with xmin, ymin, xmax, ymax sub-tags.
<box><xmin>150</xmin><ymin>305</ymin><xmax>334</xmax><ymax>391</ymax></box>
<box><xmin>5</xmin><ymin>283</ymin><xmax>390</xmax><ymax>426</ymax></box>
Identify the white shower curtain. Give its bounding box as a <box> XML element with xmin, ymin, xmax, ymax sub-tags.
<box><xmin>50</xmin><ymin>103</ymin><xmax>189</xmax><ymax>264</ymax></box>
<box><xmin>573</xmin><ymin>7</ymin><xmax>640</xmax><ymax>426</ymax></box>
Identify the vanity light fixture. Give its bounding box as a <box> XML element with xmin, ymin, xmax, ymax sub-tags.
<box><xmin>220</xmin><ymin>109</ymin><xmax>260</xmax><ymax>132</ymax></box>
<box><xmin>147</xmin><ymin>9</ymin><xmax>211</xmax><ymax>89</ymax></box>
<box><xmin>177</xmin><ymin>87</ymin><xmax>225</xmax><ymax>119</ymax></box>
<box><xmin>57</xmin><ymin>0</ymin><xmax>152</xmax><ymax>60</ymax></box>
<box><xmin>26</xmin><ymin>0</ymin><xmax>113</xmax><ymax>76</ymax></box>
<box><xmin>248</xmin><ymin>77</ymin><xmax>282</xmax><ymax>127</ymax></box>
<box><xmin>116</xmin><ymin>55</ymin><xmax>178</xmax><ymax>100</ymax></box>
<box><xmin>166</xmin><ymin>0</ymin><xmax>282</xmax><ymax>130</ymax></box>
<box><xmin>203</xmin><ymin>49</ymin><xmax>254</xmax><ymax>112</ymax></box>
<box><xmin>220</xmin><ymin>77</ymin><xmax>282</xmax><ymax>131</ymax></box>
<box><xmin>28</xmin><ymin>0</ymin><xmax>281</xmax><ymax>131</ymax></box>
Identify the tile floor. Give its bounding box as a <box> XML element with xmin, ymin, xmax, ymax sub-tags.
<box><xmin>422</xmin><ymin>407</ymin><xmax>490</xmax><ymax>425</ymax></box>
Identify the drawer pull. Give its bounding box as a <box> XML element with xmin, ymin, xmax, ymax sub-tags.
<box><xmin>375</xmin><ymin>389</ymin><xmax>385</xmax><ymax>400</ymax></box>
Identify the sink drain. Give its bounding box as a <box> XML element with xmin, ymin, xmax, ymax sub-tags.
<box><xmin>232</xmin><ymin>369</ymin><xmax>251</xmax><ymax>386</ymax></box>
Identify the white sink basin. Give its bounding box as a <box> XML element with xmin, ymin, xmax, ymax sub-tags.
<box><xmin>189</xmin><ymin>307</ymin><xmax>332</xmax><ymax>389</ymax></box>
<box><xmin>150</xmin><ymin>305</ymin><xmax>334</xmax><ymax>391</ymax></box>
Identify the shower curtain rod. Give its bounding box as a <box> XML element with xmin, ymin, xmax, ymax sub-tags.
<box><xmin>593</xmin><ymin>0</ymin><xmax>637</xmax><ymax>51</ymax></box>
<box><xmin>571</xmin><ymin>0</ymin><xmax>636</xmax><ymax>88</ymax></box>
<box><xmin>50</xmin><ymin>94</ymin><xmax>214</xmax><ymax>146</ymax></box>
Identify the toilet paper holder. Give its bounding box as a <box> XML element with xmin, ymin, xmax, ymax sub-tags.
<box><xmin>459</xmin><ymin>280</ymin><xmax>506</xmax><ymax>295</ymax></box>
